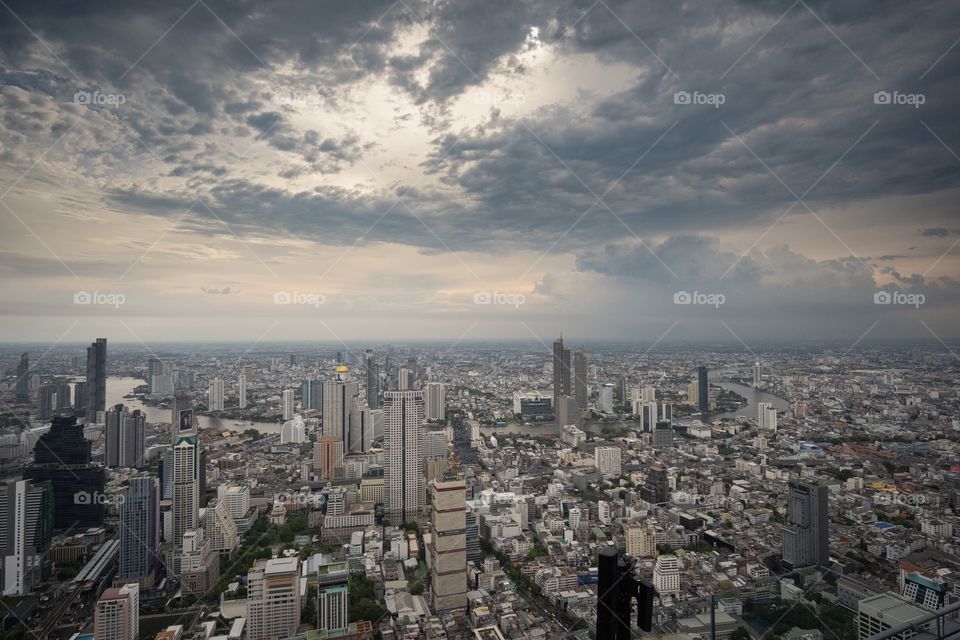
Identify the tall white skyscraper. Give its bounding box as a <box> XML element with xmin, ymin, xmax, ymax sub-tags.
<box><xmin>598</xmin><ymin>383</ymin><xmax>614</xmax><ymax>413</ymax></box>
<box><xmin>172</xmin><ymin>394</ymin><xmax>200</xmax><ymax>543</ymax></box>
<box><xmin>425</xmin><ymin>382</ymin><xmax>447</xmax><ymax>421</ymax></box>
<box><xmin>0</xmin><ymin>478</ymin><xmax>53</xmax><ymax>596</ymax></box>
<box><xmin>753</xmin><ymin>361</ymin><xmax>762</xmax><ymax>387</ymax></box>
<box><xmin>317</xmin><ymin>585</ymin><xmax>348</xmax><ymax>633</ymax></box>
<box><xmin>384</xmin><ymin>390</ymin><xmax>424</xmax><ymax>523</ymax></box>
<box><xmin>238</xmin><ymin>373</ymin><xmax>247</xmax><ymax>409</ymax></box>
<box><xmin>758</xmin><ymin>402</ymin><xmax>777</xmax><ymax>431</ymax></box>
<box><xmin>282</xmin><ymin>389</ymin><xmax>295</xmax><ymax>420</ymax></box>
<box><xmin>207</xmin><ymin>378</ymin><xmax>225</xmax><ymax>412</ymax></box>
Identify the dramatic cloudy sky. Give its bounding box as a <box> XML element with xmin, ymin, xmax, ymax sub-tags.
<box><xmin>1</xmin><ymin>0</ymin><xmax>959</xmax><ymax>345</ymax></box>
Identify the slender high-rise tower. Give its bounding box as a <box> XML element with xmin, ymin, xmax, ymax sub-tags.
<box><xmin>552</xmin><ymin>335</ymin><xmax>571</xmax><ymax>421</ymax></box>
<box><xmin>118</xmin><ymin>475</ymin><xmax>160</xmax><ymax>587</ymax></box>
<box><xmin>364</xmin><ymin>349</ymin><xmax>379</xmax><ymax>409</ymax></box>
<box><xmin>574</xmin><ymin>346</ymin><xmax>588</xmax><ymax>411</ymax></box>
<box><xmin>384</xmin><ymin>390</ymin><xmax>424</xmax><ymax>523</ymax></box>
<box><xmin>85</xmin><ymin>338</ymin><xmax>107</xmax><ymax>422</ymax></box>
<box><xmin>171</xmin><ymin>393</ymin><xmax>200</xmax><ymax>543</ymax></box>
<box><xmin>782</xmin><ymin>479</ymin><xmax>829</xmax><ymax>569</ymax></box>
<box><xmin>697</xmin><ymin>366</ymin><xmax>709</xmax><ymax>413</ymax></box>
<box><xmin>15</xmin><ymin>352</ymin><xmax>29</xmax><ymax>403</ymax></box>
<box><xmin>322</xmin><ymin>366</ymin><xmax>359</xmax><ymax>449</ymax></box>
<box><xmin>429</xmin><ymin>477</ymin><xmax>467</xmax><ymax>611</ymax></box>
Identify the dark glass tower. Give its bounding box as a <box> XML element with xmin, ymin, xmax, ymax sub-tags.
<box><xmin>552</xmin><ymin>335</ymin><xmax>571</xmax><ymax>420</ymax></box>
<box><xmin>697</xmin><ymin>366</ymin><xmax>709</xmax><ymax>413</ymax></box>
<box><xmin>25</xmin><ymin>415</ymin><xmax>105</xmax><ymax>529</ymax></box>
<box><xmin>85</xmin><ymin>338</ymin><xmax>107</xmax><ymax>421</ymax></box>
<box><xmin>16</xmin><ymin>351</ymin><xmax>29</xmax><ymax>403</ymax></box>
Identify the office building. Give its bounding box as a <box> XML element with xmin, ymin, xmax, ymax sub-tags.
<box><xmin>73</xmin><ymin>381</ymin><xmax>87</xmax><ymax>414</ymax></box>
<box><xmin>220</xmin><ymin>484</ymin><xmax>251</xmax><ymax>520</ymax></box>
<box><xmin>118</xmin><ymin>475</ymin><xmax>160</xmax><ymax>588</ymax></box>
<box><xmin>595</xmin><ymin>446</ymin><xmax>622</xmax><ymax>478</ymax></box>
<box><xmin>205</xmin><ymin>498</ymin><xmax>238</xmax><ymax>556</ymax></box>
<box><xmin>323</xmin><ymin>368</ymin><xmax>359</xmax><ymax>446</ymax></box>
<box><xmin>208</xmin><ymin>378</ymin><xmax>225</xmax><ymax>412</ymax></box>
<box><xmin>282</xmin><ymin>389</ymin><xmax>295</xmax><ymax>421</ymax></box>
<box><xmin>782</xmin><ymin>479</ymin><xmax>829</xmax><ymax>569</ymax></box>
<box><xmin>574</xmin><ymin>346</ymin><xmax>588</xmax><ymax>410</ymax></box>
<box><xmin>314</xmin><ymin>436</ymin><xmax>343</xmax><ymax>480</ymax></box>
<box><xmin>94</xmin><ymin>583</ymin><xmax>139</xmax><ymax>640</ymax></box>
<box><xmin>15</xmin><ymin>352</ymin><xmax>29</xmax><ymax>403</ymax></box>
<box><xmin>347</xmin><ymin>406</ymin><xmax>379</xmax><ymax>453</ymax></box>
<box><xmin>425</xmin><ymin>382</ymin><xmax>447</xmax><ymax>421</ymax></box>
<box><xmin>105</xmin><ymin>404</ymin><xmax>146</xmax><ymax>468</ymax></box>
<box><xmin>37</xmin><ymin>381</ymin><xmax>70</xmax><ymax>421</ymax></box>
<box><xmin>317</xmin><ymin>585</ymin><xmax>349</xmax><ymax>634</ymax></box>
<box><xmin>653</xmin><ymin>554</ymin><xmax>681</xmax><ymax>595</ymax></box>
<box><xmin>247</xmin><ymin>557</ymin><xmax>301</xmax><ymax>640</ymax></box>
<box><xmin>753</xmin><ymin>361</ymin><xmax>762</xmax><ymax>387</ymax></box>
<box><xmin>238</xmin><ymin>373</ymin><xmax>248</xmax><ymax>409</ymax></box>
<box><xmin>299</xmin><ymin>379</ymin><xmax>320</xmax><ymax>412</ymax></box>
<box><xmin>171</xmin><ymin>394</ymin><xmax>200</xmax><ymax>543</ymax></box>
<box><xmin>398</xmin><ymin>367</ymin><xmax>413</xmax><ymax>391</ymax></box>
<box><xmin>429</xmin><ymin>478</ymin><xmax>467</xmax><ymax>611</ymax></box>
<box><xmin>179</xmin><ymin>527</ymin><xmax>220</xmax><ymax>595</ymax></box>
<box><xmin>552</xmin><ymin>336</ymin><xmax>571</xmax><ymax>422</ymax></box>
<box><xmin>626</xmin><ymin>526</ymin><xmax>656</xmax><ymax>558</ymax></box>
<box><xmin>758</xmin><ymin>402</ymin><xmax>778</xmax><ymax>431</ymax></box>
<box><xmin>0</xmin><ymin>478</ymin><xmax>54</xmax><ymax>596</ymax></box>
<box><xmin>364</xmin><ymin>349</ymin><xmax>379</xmax><ymax>409</ymax></box>
<box><xmin>697</xmin><ymin>366</ymin><xmax>709</xmax><ymax>413</ymax></box>
<box><xmin>598</xmin><ymin>383</ymin><xmax>614</xmax><ymax>413</ymax></box>
<box><xmin>384</xmin><ymin>390</ymin><xmax>424</xmax><ymax>523</ymax></box>
<box><xmin>86</xmin><ymin>338</ymin><xmax>107</xmax><ymax>422</ymax></box>
<box><xmin>280</xmin><ymin>415</ymin><xmax>306</xmax><ymax>444</ymax></box>
<box><xmin>857</xmin><ymin>593</ymin><xmax>933</xmax><ymax>640</ymax></box>
<box><xmin>652</xmin><ymin>422</ymin><xmax>674</xmax><ymax>450</ymax></box>
<box><xmin>25</xmin><ymin>414</ymin><xmax>105</xmax><ymax>529</ymax></box>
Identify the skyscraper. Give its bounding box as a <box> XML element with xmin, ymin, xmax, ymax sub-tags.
<box><xmin>0</xmin><ymin>478</ymin><xmax>54</xmax><ymax>596</ymax></box>
<box><xmin>323</xmin><ymin>368</ymin><xmax>359</xmax><ymax>449</ymax></box>
<box><xmin>301</xmin><ymin>379</ymin><xmax>322</xmax><ymax>411</ymax></box>
<box><xmin>85</xmin><ymin>338</ymin><xmax>107</xmax><ymax>422</ymax></box>
<box><xmin>782</xmin><ymin>479</ymin><xmax>829</xmax><ymax>569</ymax></box>
<box><xmin>247</xmin><ymin>557</ymin><xmax>301</xmax><ymax>640</ymax></box>
<box><xmin>753</xmin><ymin>361</ymin><xmax>762</xmax><ymax>387</ymax></box>
<box><xmin>317</xmin><ymin>585</ymin><xmax>348</xmax><ymax>634</ymax></box>
<box><xmin>282</xmin><ymin>389</ymin><xmax>295</xmax><ymax>420</ymax></box>
<box><xmin>94</xmin><ymin>583</ymin><xmax>139</xmax><ymax>640</ymax></box>
<box><xmin>425</xmin><ymin>382</ymin><xmax>447</xmax><ymax>421</ymax></box>
<box><xmin>697</xmin><ymin>366</ymin><xmax>709</xmax><ymax>413</ymax></box>
<box><xmin>238</xmin><ymin>373</ymin><xmax>248</xmax><ymax>409</ymax></box>
<box><xmin>574</xmin><ymin>346</ymin><xmax>588</xmax><ymax>411</ymax></box>
<box><xmin>364</xmin><ymin>349</ymin><xmax>379</xmax><ymax>409</ymax></box>
<box><xmin>171</xmin><ymin>393</ymin><xmax>200</xmax><ymax>543</ymax></box>
<box><xmin>118</xmin><ymin>475</ymin><xmax>160</xmax><ymax>587</ymax></box>
<box><xmin>15</xmin><ymin>352</ymin><xmax>29</xmax><ymax>403</ymax></box>
<box><xmin>25</xmin><ymin>414</ymin><xmax>105</xmax><ymax>529</ymax></box>
<box><xmin>552</xmin><ymin>336</ymin><xmax>571</xmax><ymax>421</ymax></box>
<box><xmin>429</xmin><ymin>478</ymin><xmax>467</xmax><ymax>611</ymax></box>
<box><xmin>313</xmin><ymin>435</ymin><xmax>343</xmax><ymax>480</ymax></box>
<box><xmin>208</xmin><ymin>378</ymin><xmax>225</xmax><ymax>412</ymax></box>
<box><xmin>384</xmin><ymin>390</ymin><xmax>424</xmax><ymax>523</ymax></box>
<box><xmin>105</xmin><ymin>405</ymin><xmax>146</xmax><ymax>468</ymax></box>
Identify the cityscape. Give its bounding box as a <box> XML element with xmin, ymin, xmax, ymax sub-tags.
<box><xmin>2</xmin><ymin>2</ymin><xmax>960</xmax><ymax>640</ymax></box>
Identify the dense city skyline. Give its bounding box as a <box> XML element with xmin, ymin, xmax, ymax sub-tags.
<box><xmin>1</xmin><ymin>1</ymin><xmax>960</xmax><ymax>342</ymax></box>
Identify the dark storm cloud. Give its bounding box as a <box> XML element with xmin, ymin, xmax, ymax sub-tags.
<box><xmin>1</xmin><ymin>0</ymin><xmax>959</xmax><ymax>257</ymax></box>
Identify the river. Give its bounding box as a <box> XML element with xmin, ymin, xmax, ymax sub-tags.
<box><xmin>105</xmin><ymin>376</ymin><xmax>283</xmax><ymax>434</ymax></box>
<box><xmin>711</xmin><ymin>381</ymin><xmax>789</xmax><ymax>420</ymax></box>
